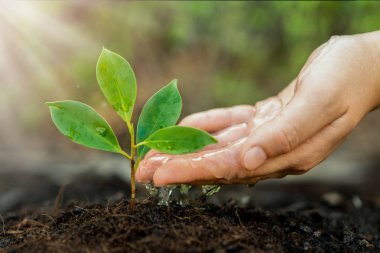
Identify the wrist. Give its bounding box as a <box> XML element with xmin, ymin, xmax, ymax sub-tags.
<box><xmin>363</xmin><ymin>30</ymin><xmax>380</xmax><ymax>45</ymax></box>
<box><xmin>358</xmin><ymin>31</ymin><xmax>380</xmax><ymax>111</ymax></box>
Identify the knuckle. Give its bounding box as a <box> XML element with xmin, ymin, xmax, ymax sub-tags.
<box><xmin>203</xmin><ymin>111</ymin><xmax>212</xmax><ymax>121</ymax></box>
<box><xmin>236</xmin><ymin>167</ymin><xmax>251</xmax><ymax>180</ymax></box>
<box><xmin>278</xmin><ymin>163</ymin><xmax>312</xmax><ymax>174</ymax></box>
<box><xmin>295</xmin><ymin>163</ymin><xmax>314</xmax><ymax>173</ymax></box>
<box><xmin>342</xmin><ymin>116</ymin><xmax>360</xmax><ymax>131</ymax></box>
<box><xmin>225</xmin><ymin>107</ymin><xmax>234</xmax><ymax>124</ymax></box>
<box><xmin>274</xmin><ymin>124</ymin><xmax>299</xmax><ymax>154</ymax></box>
<box><xmin>328</xmin><ymin>34</ymin><xmax>354</xmax><ymax>46</ymax></box>
<box><xmin>327</xmin><ymin>35</ymin><xmax>353</xmax><ymax>48</ymax></box>
<box><xmin>293</xmin><ymin>155</ymin><xmax>321</xmax><ymax>172</ymax></box>
<box><xmin>328</xmin><ymin>35</ymin><xmax>342</xmax><ymax>43</ymax></box>
<box><xmin>205</xmin><ymin>162</ymin><xmax>235</xmax><ymax>181</ymax></box>
<box><xmin>261</xmin><ymin>172</ymin><xmax>287</xmax><ymax>180</ymax></box>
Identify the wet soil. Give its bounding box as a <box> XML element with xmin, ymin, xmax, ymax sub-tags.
<box><xmin>0</xmin><ymin>172</ymin><xmax>379</xmax><ymax>253</ymax></box>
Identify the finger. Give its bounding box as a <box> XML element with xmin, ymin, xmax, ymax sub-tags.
<box><xmin>179</xmin><ymin>105</ymin><xmax>255</xmax><ymax>132</ymax></box>
<box><xmin>150</xmin><ymin>122</ymin><xmax>249</xmax><ymax>156</ymax></box>
<box><xmin>246</xmin><ymin>111</ymin><xmax>357</xmax><ymax>177</ymax></box>
<box><xmin>140</xmin><ymin>105</ymin><xmax>254</xmax><ymax>162</ymax></box>
<box><xmin>240</xmin><ymin>77</ymin><xmax>346</xmax><ymax>170</ymax></box>
<box><xmin>142</xmin><ymin>150</ymin><xmax>160</xmax><ymax>160</ymax></box>
<box><xmin>142</xmin><ymin>104</ymin><xmax>254</xmax><ymax>161</ymax></box>
<box><xmin>138</xmin><ymin>97</ymin><xmax>282</xmax><ymax>184</ymax></box>
<box><xmin>150</xmin><ymin>137</ymin><xmax>299</xmax><ymax>186</ymax></box>
<box><xmin>147</xmin><ymin>111</ymin><xmax>355</xmax><ymax>186</ymax></box>
<box><xmin>136</xmin><ymin>123</ymin><xmax>249</xmax><ymax>183</ymax></box>
<box><xmin>136</xmin><ymin>155</ymin><xmax>170</xmax><ymax>184</ymax></box>
<box><xmin>203</xmin><ymin>122</ymin><xmax>249</xmax><ymax>150</ymax></box>
<box><xmin>152</xmin><ymin>139</ymin><xmax>245</xmax><ymax>186</ymax></box>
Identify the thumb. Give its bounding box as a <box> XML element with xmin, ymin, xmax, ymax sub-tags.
<box><xmin>241</xmin><ymin>87</ymin><xmax>344</xmax><ymax>170</ymax></box>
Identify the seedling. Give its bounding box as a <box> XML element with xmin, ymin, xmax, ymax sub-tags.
<box><xmin>46</xmin><ymin>48</ymin><xmax>217</xmax><ymax>205</ymax></box>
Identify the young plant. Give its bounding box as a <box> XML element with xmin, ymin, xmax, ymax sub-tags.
<box><xmin>46</xmin><ymin>48</ymin><xmax>217</xmax><ymax>205</ymax></box>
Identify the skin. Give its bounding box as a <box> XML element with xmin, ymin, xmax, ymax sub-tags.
<box><xmin>136</xmin><ymin>31</ymin><xmax>380</xmax><ymax>187</ymax></box>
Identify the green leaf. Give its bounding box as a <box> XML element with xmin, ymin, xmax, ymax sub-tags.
<box><xmin>137</xmin><ymin>79</ymin><xmax>182</xmax><ymax>159</ymax></box>
<box><xmin>47</xmin><ymin>100</ymin><xmax>121</xmax><ymax>153</ymax></box>
<box><xmin>96</xmin><ymin>48</ymin><xmax>137</xmax><ymax>123</ymax></box>
<box><xmin>142</xmin><ymin>126</ymin><xmax>217</xmax><ymax>155</ymax></box>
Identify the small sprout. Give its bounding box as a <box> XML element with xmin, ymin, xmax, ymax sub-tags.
<box><xmin>47</xmin><ymin>48</ymin><xmax>217</xmax><ymax>205</ymax></box>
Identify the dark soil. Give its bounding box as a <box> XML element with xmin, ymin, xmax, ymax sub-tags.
<box><xmin>0</xmin><ymin>172</ymin><xmax>379</xmax><ymax>253</ymax></box>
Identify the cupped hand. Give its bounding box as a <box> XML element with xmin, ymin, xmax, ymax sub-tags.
<box><xmin>136</xmin><ymin>32</ymin><xmax>380</xmax><ymax>186</ymax></box>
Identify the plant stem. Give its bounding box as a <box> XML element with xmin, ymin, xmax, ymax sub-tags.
<box><xmin>134</xmin><ymin>142</ymin><xmax>145</xmax><ymax>148</ymax></box>
<box><xmin>119</xmin><ymin>150</ymin><xmax>132</xmax><ymax>160</ymax></box>
<box><xmin>128</xmin><ymin>121</ymin><xmax>136</xmax><ymax>206</ymax></box>
<box><xmin>131</xmin><ymin>158</ymin><xmax>136</xmax><ymax>205</ymax></box>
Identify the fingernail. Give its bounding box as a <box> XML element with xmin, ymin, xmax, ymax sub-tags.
<box><xmin>243</xmin><ymin>146</ymin><xmax>267</xmax><ymax>170</ymax></box>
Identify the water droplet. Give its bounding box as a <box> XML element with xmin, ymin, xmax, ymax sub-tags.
<box><xmin>202</xmin><ymin>185</ymin><xmax>221</xmax><ymax>196</ymax></box>
<box><xmin>145</xmin><ymin>183</ymin><xmax>222</xmax><ymax>206</ymax></box>
<box><xmin>179</xmin><ymin>185</ymin><xmax>192</xmax><ymax>207</ymax></box>
<box><xmin>145</xmin><ymin>183</ymin><xmax>158</xmax><ymax>197</ymax></box>
<box><xmin>157</xmin><ymin>186</ymin><xmax>176</xmax><ymax>206</ymax></box>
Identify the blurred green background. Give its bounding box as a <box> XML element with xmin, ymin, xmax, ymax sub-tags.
<box><xmin>0</xmin><ymin>1</ymin><xmax>380</xmax><ymax>183</ymax></box>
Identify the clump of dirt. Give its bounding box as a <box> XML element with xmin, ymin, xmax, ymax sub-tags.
<box><xmin>1</xmin><ymin>194</ymin><xmax>379</xmax><ymax>253</ymax></box>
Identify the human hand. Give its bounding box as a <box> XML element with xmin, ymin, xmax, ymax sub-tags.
<box><xmin>136</xmin><ymin>31</ymin><xmax>380</xmax><ymax>186</ymax></box>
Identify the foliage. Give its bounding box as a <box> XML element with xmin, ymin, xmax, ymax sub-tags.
<box><xmin>46</xmin><ymin>100</ymin><xmax>121</xmax><ymax>153</ymax></box>
<box><xmin>141</xmin><ymin>126</ymin><xmax>217</xmax><ymax>155</ymax></box>
<box><xmin>47</xmin><ymin>49</ymin><xmax>217</xmax><ymax>204</ymax></box>
<box><xmin>137</xmin><ymin>79</ymin><xmax>182</xmax><ymax>159</ymax></box>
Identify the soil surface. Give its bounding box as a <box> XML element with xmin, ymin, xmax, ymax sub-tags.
<box><xmin>0</xmin><ymin>172</ymin><xmax>379</xmax><ymax>253</ymax></box>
